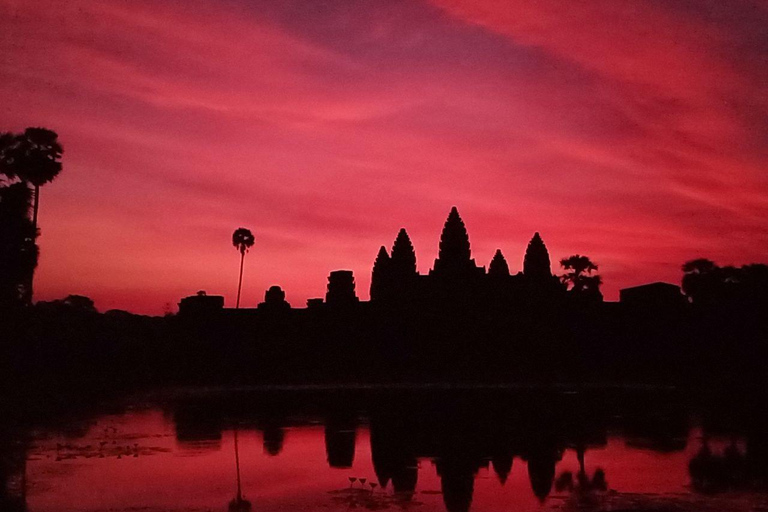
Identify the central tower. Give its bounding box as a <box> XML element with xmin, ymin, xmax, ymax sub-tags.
<box><xmin>430</xmin><ymin>207</ymin><xmax>483</xmax><ymax>278</ymax></box>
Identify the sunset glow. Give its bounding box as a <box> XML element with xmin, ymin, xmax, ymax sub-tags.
<box><xmin>2</xmin><ymin>0</ymin><xmax>766</xmax><ymax>313</ymax></box>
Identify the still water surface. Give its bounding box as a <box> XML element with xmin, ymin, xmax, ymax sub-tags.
<box><xmin>10</xmin><ymin>387</ymin><xmax>768</xmax><ymax>512</ymax></box>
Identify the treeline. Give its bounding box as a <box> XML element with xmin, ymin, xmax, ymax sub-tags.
<box><xmin>682</xmin><ymin>259</ymin><xmax>768</xmax><ymax>310</ymax></box>
<box><xmin>1</xmin><ymin>297</ymin><xmax>168</xmax><ymax>407</ymax></box>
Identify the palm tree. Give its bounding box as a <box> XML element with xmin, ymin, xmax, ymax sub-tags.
<box><xmin>232</xmin><ymin>227</ymin><xmax>255</xmax><ymax>308</ymax></box>
<box><xmin>0</xmin><ymin>128</ymin><xmax>63</xmax><ymax>233</ymax></box>
<box><xmin>0</xmin><ymin>128</ymin><xmax>62</xmax><ymax>304</ymax></box>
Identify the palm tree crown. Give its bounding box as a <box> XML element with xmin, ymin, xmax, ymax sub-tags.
<box><xmin>232</xmin><ymin>228</ymin><xmax>255</xmax><ymax>254</ymax></box>
<box><xmin>0</xmin><ymin>128</ymin><xmax>62</xmax><ymax>186</ymax></box>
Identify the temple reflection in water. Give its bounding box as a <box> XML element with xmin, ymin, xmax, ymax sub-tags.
<box><xmin>162</xmin><ymin>388</ymin><xmax>768</xmax><ymax>512</ymax></box>
<box><xmin>5</xmin><ymin>387</ymin><xmax>768</xmax><ymax>512</ymax></box>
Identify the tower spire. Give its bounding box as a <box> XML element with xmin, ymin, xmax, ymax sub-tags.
<box><xmin>390</xmin><ymin>228</ymin><xmax>417</xmax><ymax>275</ymax></box>
<box><xmin>370</xmin><ymin>245</ymin><xmax>391</xmax><ymax>300</ymax></box>
<box><xmin>488</xmin><ymin>249</ymin><xmax>510</xmax><ymax>277</ymax></box>
<box><xmin>523</xmin><ymin>232</ymin><xmax>552</xmax><ymax>279</ymax></box>
<box><xmin>432</xmin><ymin>206</ymin><xmax>479</xmax><ymax>277</ymax></box>
<box><xmin>439</xmin><ymin>206</ymin><xmax>471</xmax><ymax>263</ymax></box>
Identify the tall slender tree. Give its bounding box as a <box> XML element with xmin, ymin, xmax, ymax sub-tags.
<box><xmin>0</xmin><ymin>128</ymin><xmax>63</xmax><ymax>233</ymax></box>
<box><xmin>1</xmin><ymin>128</ymin><xmax>61</xmax><ymax>304</ymax></box>
<box><xmin>232</xmin><ymin>228</ymin><xmax>255</xmax><ymax>308</ymax></box>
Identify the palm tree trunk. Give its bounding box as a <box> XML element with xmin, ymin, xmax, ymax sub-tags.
<box><xmin>32</xmin><ymin>185</ymin><xmax>40</xmax><ymax>234</ymax></box>
<box><xmin>236</xmin><ymin>251</ymin><xmax>245</xmax><ymax>309</ymax></box>
<box><xmin>25</xmin><ymin>184</ymin><xmax>40</xmax><ymax>305</ymax></box>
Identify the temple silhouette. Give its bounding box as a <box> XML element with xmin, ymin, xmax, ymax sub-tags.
<box><xmin>370</xmin><ymin>207</ymin><xmax>563</xmax><ymax>310</ymax></box>
<box><xmin>180</xmin><ymin>207</ymin><xmax>575</xmax><ymax>317</ymax></box>
<box><xmin>170</xmin><ymin>206</ymin><xmax>705</xmax><ymax>383</ymax></box>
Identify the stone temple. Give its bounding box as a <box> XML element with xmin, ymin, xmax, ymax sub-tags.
<box><xmin>370</xmin><ymin>206</ymin><xmax>563</xmax><ymax>310</ymax></box>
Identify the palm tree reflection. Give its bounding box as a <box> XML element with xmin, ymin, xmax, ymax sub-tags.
<box><xmin>228</xmin><ymin>429</ymin><xmax>252</xmax><ymax>512</ymax></box>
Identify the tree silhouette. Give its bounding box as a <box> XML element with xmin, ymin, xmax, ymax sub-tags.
<box><xmin>0</xmin><ymin>128</ymin><xmax>63</xmax><ymax>233</ymax></box>
<box><xmin>523</xmin><ymin>232</ymin><xmax>552</xmax><ymax>280</ymax></box>
<box><xmin>560</xmin><ymin>255</ymin><xmax>602</xmax><ymax>301</ymax></box>
<box><xmin>488</xmin><ymin>249</ymin><xmax>510</xmax><ymax>277</ymax></box>
<box><xmin>681</xmin><ymin>259</ymin><xmax>722</xmax><ymax>306</ymax></box>
<box><xmin>0</xmin><ymin>131</ymin><xmax>14</xmax><ymax>182</ymax></box>
<box><xmin>232</xmin><ymin>228</ymin><xmax>255</xmax><ymax>309</ymax></box>
<box><xmin>37</xmin><ymin>294</ymin><xmax>97</xmax><ymax>313</ymax></box>
<box><xmin>682</xmin><ymin>259</ymin><xmax>768</xmax><ymax>307</ymax></box>
<box><xmin>1</xmin><ymin>128</ymin><xmax>62</xmax><ymax>304</ymax></box>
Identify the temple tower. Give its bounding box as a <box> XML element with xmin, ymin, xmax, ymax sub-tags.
<box><xmin>523</xmin><ymin>232</ymin><xmax>552</xmax><ymax>280</ymax></box>
<box><xmin>325</xmin><ymin>270</ymin><xmax>359</xmax><ymax>306</ymax></box>
<box><xmin>431</xmin><ymin>207</ymin><xmax>481</xmax><ymax>278</ymax></box>
<box><xmin>488</xmin><ymin>249</ymin><xmax>510</xmax><ymax>277</ymax></box>
<box><xmin>257</xmin><ymin>285</ymin><xmax>290</xmax><ymax>310</ymax></box>
<box><xmin>390</xmin><ymin>228</ymin><xmax>417</xmax><ymax>277</ymax></box>
<box><xmin>370</xmin><ymin>245</ymin><xmax>391</xmax><ymax>301</ymax></box>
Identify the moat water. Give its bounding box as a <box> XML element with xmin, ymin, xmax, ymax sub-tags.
<box><xmin>6</xmin><ymin>386</ymin><xmax>768</xmax><ymax>512</ymax></box>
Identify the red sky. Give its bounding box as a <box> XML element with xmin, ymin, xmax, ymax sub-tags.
<box><xmin>2</xmin><ymin>0</ymin><xmax>767</xmax><ymax>314</ymax></box>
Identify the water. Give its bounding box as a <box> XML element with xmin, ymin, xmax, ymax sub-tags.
<box><xmin>5</xmin><ymin>387</ymin><xmax>768</xmax><ymax>511</ymax></box>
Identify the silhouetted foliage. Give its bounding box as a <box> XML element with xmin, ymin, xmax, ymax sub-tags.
<box><xmin>0</xmin><ymin>128</ymin><xmax>63</xmax><ymax>231</ymax></box>
<box><xmin>488</xmin><ymin>249</ymin><xmax>510</xmax><ymax>277</ymax></box>
<box><xmin>0</xmin><ymin>128</ymin><xmax>62</xmax><ymax>186</ymax></box>
<box><xmin>681</xmin><ymin>259</ymin><xmax>720</xmax><ymax>305</ymax></box>
<box><xmin>523</xmin><ymin>232</ymin><xmax>551</xmax><ymax>280</ymax></box>
<box><xmin>37</xmin><ymin>294</ymin><xmax>98</xmax><ymax>313</ymax></box>
<box><xmin>232</xmin><ymin>228</ymin><xmax>255</xmax><ymax>255</ymax></box>
<box><xmin>560</xmin><ymin>255</ymin><xmax>603</xmax><ymax>302</ymax></box>
<box><xmin>682</xmin><ymin>259</ymin><xmax>768</xmax><ymax>309</ymax></box>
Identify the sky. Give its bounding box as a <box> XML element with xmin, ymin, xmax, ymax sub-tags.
<box><xmin>1</xmin><ymin>0</ymin><xmax>767</xmax><ymax>314</ymax></box>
